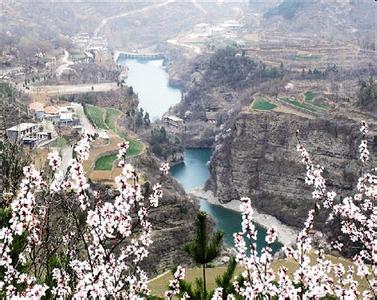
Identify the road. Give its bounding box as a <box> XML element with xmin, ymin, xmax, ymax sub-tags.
<box><xmin>59</xmin><ymin>144</ymin><xmax>73</xmax><ymax>176</ymax></box>
<box><xmin>27</xmin><ymin>82</ymin><xmax>119</xmax><ymax>96</ymax></box>
<box><xmin>167</xmin><ymin>39</ymin><xmax>201</xmax><ymax>54</ymax></box>
<box><xmin>71</xmin><ymin>102</ymin><xmax>97</xmax><ymax>135</ymax></box>
<box><xmin>57</xmin><ymin>102</ymin><xmax>97</xmax><ymax>176</ymax></box>
<box><xmin>55</xmin><ymin>50</ymin><xmax>74</xmax><ymax>78</ymax></box>
<box><xmin>94</xmin><ymin>0</ymin><xmax>175</xmax><ymax>36</ymax></box>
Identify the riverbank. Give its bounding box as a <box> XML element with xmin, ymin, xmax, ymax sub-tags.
<box><xmin>189</xmin><ymin>188</ymin><xmax>300</xmax><ymax>246</ymax></box>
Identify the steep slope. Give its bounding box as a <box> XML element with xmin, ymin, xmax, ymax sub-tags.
<box><xmin>207</xmin><ymin>110</ymin><xmax>377</xmax><ymax>228</ymax></box>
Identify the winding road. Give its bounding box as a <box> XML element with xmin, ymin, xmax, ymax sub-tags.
<box><xmin>55</xmin><ymin>50</ymin><xmax>74</xmax><ymax>78</ymax></box>
<box><xmin>93</xmin><ymin>0</ymin><xmax>175</xmax><ymax>37</ymax></box>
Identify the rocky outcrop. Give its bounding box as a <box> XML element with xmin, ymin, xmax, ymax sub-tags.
<box><xmin>131</xmin><ymin>153</ymin><xmax>198</xmax><ymax>275</ymax></box>
<box><xmin>208</xmin><ymin>111</ymin><xmax>377</xmax><ymax>228</ymax></box>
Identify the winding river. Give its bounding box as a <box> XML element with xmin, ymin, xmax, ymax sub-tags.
<box><xmin>118</xmin><ymin>59</ymin><xmax>181</xmax><ymax>121</ymax></box>
<box><xmin>118</xmin><ymin>58</ymin><xmax>281</xmax><ymax>254</ymax></box>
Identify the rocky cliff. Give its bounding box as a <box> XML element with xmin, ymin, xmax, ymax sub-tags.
<box><xmin>207</xmin><ymin>110</ymin><xmax>377</xmax><ymax>228</ymax></box>
<box><xmin>131</xmin><ymin>152</ymin><xmax>198</xmax><ymax>275</ymax></box>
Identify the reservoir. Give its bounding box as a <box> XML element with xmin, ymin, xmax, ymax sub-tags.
<box><xmin>171</xmin><ymin>149</ymin><xmax>281</xmax><ymax>254</ymax></box>
<box><xmin>117</xmin><ymin>58</ymin><xmax>281</xmax><ymax>254</ymax></box>
<box><xmin>117</xmin><ymin>59</ymin><xmax>181</xmax><ymax>120</ymax></box>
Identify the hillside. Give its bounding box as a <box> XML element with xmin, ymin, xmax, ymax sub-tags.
<box><xmin>262</xmin><ymin>0</ymin><xmax>375</xmax><ymax>45</ymax></box>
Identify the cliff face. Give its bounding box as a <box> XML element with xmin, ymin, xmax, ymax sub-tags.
<box><xmin>132</xmin><ymin>153</ymin><xmax>198</xmax><ymax>275</ymax></box>
<box><xmin>208</xmin><ymin>111</ymin><xmax>376</xmax><ymax>228</ymax></box>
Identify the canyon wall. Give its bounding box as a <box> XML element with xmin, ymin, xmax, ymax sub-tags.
<box><xmin>208</xmin><ymin>111</ymin><xmax>377</xmax><ymax>228</ymax></box>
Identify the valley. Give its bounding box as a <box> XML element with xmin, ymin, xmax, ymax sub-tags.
<box><xmin>0</xmin><ymin>0</ymin><xmax>376</xmax><ymax>298</ymax></box>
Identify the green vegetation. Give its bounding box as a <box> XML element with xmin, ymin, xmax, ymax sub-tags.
<box><xmin>208</xmin><ymin>47</ymin><xmax>281</xmax><ymax>88</ymax></box>
<box><xmin>94</xmin><ymin>154</ymin><xmax>118</xmax><ymax>171</ymax></box>
<box><xmin>126</xmin><ymin>139</ymin><xmax>144</xmax><ymax>157</ymax></box>
<box><xmin>358</xmin><ymin>76</ymin><xmax>376</xmax><ymax>108</ymax></box>
<box><xmin>84</xmin><ymin>104</ymin><xmax>108</xmax><ymax>129</ymax></box>
<box><xmin>105</xmin><ymin>108</ymin><xmax>122</xmax><ymax>133</ymax></box>
<box><xmin>55</xmin><ymin>137</ymin><xmax>68</xmax><ymax>147</ymax></box>
<box><xmin>304</xmin><ymin>91</ymin><xmax>316</xmax><ymax>101</ymax></box>
<box><xmin>182</xmin><ymin>212</ymin><xmax>225</xmax><ymax>299</ymax></box>
<box><xmin>70</xmin><ymin>50</ymin><xmax>86</xmax><ymax>61</ymax></box>
<box><xmin>280</xmin><ymin>97</ymin><xmax>319</xmax><ymax>113</ymax></box>
<box><xmin>84</xmin><ymin>104</ymin><xmax>143</xmax><ymax>157</ymax></box>
<box><xmin>290</xmin><ymin>55</ymin><xmax>321</xmax><ymax>61</ymax></box>
<box><xmin>252</xmin><ymin>97</ymin><xmax>277</xmax><ymax>111</ymax></box>
<box><xmin>303</xmin><ymin>92</ymin><xmax>330</xmax><ymax>111</ymax></box>
<box><xmin>0</xmin><ymin>82</ymin><xmax>13</xmax><ymax>98</ymax></box>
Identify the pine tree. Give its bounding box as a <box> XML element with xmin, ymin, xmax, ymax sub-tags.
<box><xmin>184</xmin><ymin>212</ymin><xmax>224</xmax><ymax>299</ymax></box>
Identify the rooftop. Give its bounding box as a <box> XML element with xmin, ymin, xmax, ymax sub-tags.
<box><xmin>44</xmin><ymin>106</ymin><xmax>59</xmax><ymax>114</ymax></box>
<box><xmin>164</xmin><ymin>115</ymin><xmax>184</xmax><ymax>122</ymax></box>
<box><xmin>29</xmin><ymin>102</ymin><xmax>44</xmax><ymax>111</ymax></box>
<box><xmin>7</xmin><ymin>123</ymin><xmax>38</xmax><ymax>132</ymax></box>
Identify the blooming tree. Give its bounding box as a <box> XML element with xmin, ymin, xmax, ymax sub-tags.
<box><xmin>169</xmin><ymin>122</ymin><xmax>376</xmax><ymax>299</ymax></box>
<box><xmin>228</xmin><ymin>122</ymin><xmax>376</xmax><ymax>299</ymax></box>
<box><xmin>1</xmin><ymin>135</ymin><xmax>164</xmax><ymax>298</ymax></box>
<box><xmin>1</xmin><ymin>120</ymin><xmax>375</xmax><ymax>299</ymax></box>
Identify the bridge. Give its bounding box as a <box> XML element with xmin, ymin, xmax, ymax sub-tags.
<box><xmin>114</xmin><ymin>50</ymin><xmax>165</xmax><ymax>62</ymax></box>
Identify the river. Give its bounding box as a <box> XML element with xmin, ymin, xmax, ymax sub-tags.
<box><xmin>117</xmin><ymin>59</ymin><xmax>181</xmax><ymax>121</ymax></box>
<box><xmin>118</xmin><ymin>58</ymin><xmax>281</xmax><ymax>254</ymax></box>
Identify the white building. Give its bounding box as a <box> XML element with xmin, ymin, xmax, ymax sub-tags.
<box><xmin>6</xmin><ymin>123</ymin><xmax>39</xmax><ymax>142</ymax></box>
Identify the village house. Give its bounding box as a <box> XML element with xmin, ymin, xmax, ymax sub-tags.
<box><xmin>6</xmin><ymin>122</ymin><xmax>55</xmax><ymax>147</ymax></box>
<box><xmin>44</xmin><ymin>106</ymin><xmax>60</xmax><ymax>123</ymax></box>
<box><xmin>163</xmin><ymin>115</ymin><xmax>184</xmax><ymax>129</ymax></box>
<box><xmin>29</xmin><ymin>102</ymin><xmax>45</xmax><ymax>120</ymax></box>
<box><xmin>6</xmin><ymin>123</ymin><xmax>39</xmax><ymax>142</ymax></box>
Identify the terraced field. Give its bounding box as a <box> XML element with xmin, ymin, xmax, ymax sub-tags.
<box><xmin>251</xmin><ymin>97</ymin><xmax>277</xmax><ymax>111</ymax></box>
<box><xmin>304</xmin><ymin>91</ymin><xmax>316</xmax><ymax>102</ymax></box>
<box><xmin>95</xmin><ymin>153</ymin><xmax>118</xmax><ymax>170</ymax></box>
<box><xmin>84</xmin><ymin>104</ymin><xmax>108</xmax><ymax>129</ymax></box>
<box><xmin>83</xmin><ymin>104</ymin><xmax>144</xmax><ymax>179</ymax></box>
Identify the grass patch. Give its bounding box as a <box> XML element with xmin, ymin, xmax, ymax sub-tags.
<box><xmin>55</xmin><ymin>137</ymin><xmax>68</xmax><ymax>147</ymax></box>
<box><xmin>251</xmin><ymin>97</ymin><xmax>277</xmax><ymax>111</ymax></box>
<box><xmin>303</xmin><ymin>92</ymin><xmax>330</xmax><ymax>111</ymax></box>
<box><xmin>84</xmin><ymin>104</ymin><xmax>108</xmax><ymax>129</ymax></box>
<box><xmin>105</xmin><ymin>108</ymin><xmax>122</xmax><ymax>133</ymax></box>
<box><xmin>94</xmin><ymin>154</ymin><xmax>118</xmax><ymax>170</ymax></box>
<box><xmin>84</xmin><ymin>104</ymin><xmax>143</xmax><ymax>157</ymax></box>
<box><xmin>289</xmin><ymin>54</ymin><xmax>321</xmax><ymax>61</ymax></box>
<box><xmin>127</xmin><ymin>138</ymin><xmax>144</xmax><ymax>157</ymax></box>
<box><xmin>71</xmin><ymin>50</ymin><xmax>87</xmax><ymax>61</ymax></box>
<box><xmin>304</xmin><ymin>91</ymin><xmax>315</xmax><ymax>102</ymax></box>
<box><xmin>280</xmin><ymin>97</ymin><xmax>319</xmax><ymax>113</ymax></box>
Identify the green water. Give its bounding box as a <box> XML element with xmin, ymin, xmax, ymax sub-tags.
<box><xmin>118</xmin><ymin>58</ymin><xmax>281</xmax><ymax>254</ymax></box>
<box><xmin>117</xmin><ymin>59</ymin><xmax>181</xmax><ymax>120</ymax></box>
<box><xmin>171</xmin><ymin>149</ymin><xmax>281</xmax><ymax>254</ymax></box>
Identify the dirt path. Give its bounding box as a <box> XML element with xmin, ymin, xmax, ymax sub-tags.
<box><xmin>192</xmin><ymin>0</ymin><xmax>207</xmax><ymax>15</ymax></box>
<box><xmin>94</xmin><ymin>0</ymin><xmax>174</xmax><ymax>36</ymax></box>
<box><xmin>167</xmin><ymin>39</ymin><xmax>201</xmax><ymax>54</ymax></box>
<box><xmin>71</xmin><ymin>103</ymin><xmax>97</xmax><ymax>135</ymax></box>
<box><xmin>55</xmin><ymin>50</ymin><xmax>74</xmax><ymax>78</ymax></box>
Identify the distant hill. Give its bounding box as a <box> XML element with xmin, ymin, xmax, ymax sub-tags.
<box><xmin>264</xmin><ymin>0</ymin><xmax>306</xmax><ymax>20</ymax></box>
<box><xmin>262</xmin><ymin>0</ymin><xmax>375</xmax><ymax>44</ymax></box>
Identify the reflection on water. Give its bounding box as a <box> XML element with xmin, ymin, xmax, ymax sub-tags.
<box><xmin>117</xmin><ymin>59</ymin><xmax>181</xmax><ymax>120</ymax></box>
<box><xmin>171</xmin><ymin>148</ymin><xmax>281</xmax><ymax>254</ymax></box>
